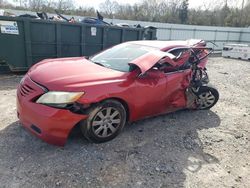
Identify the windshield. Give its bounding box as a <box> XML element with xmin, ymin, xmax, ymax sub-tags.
<box><xmin>89</xmin><ymin>43</ymin><xmax>157</xmax><ymax>72</ymax></box>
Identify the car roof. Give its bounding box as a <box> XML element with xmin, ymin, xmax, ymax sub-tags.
<box><xmin>127</xmin><ymin>39</ymin><xmax>203</xmax><ymax>50</ymax></box>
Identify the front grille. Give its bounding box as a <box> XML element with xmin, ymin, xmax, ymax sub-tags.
<box><xmin>19</xmin><ymin>83</ymin><xmax>35</xmax><ymax>97</ymax></box>
<box><xmin>18</xmin><ymin>76</ymin><xmax>46</xmax><ymax>100</ymax></box>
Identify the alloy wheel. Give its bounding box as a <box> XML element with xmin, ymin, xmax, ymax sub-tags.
<box><xmin>197</xmin><ymin>91</ymin><xmax>216</xmax><ymax>109</ymax></box>
<box><xmin>91</xmin><ymin>107</ymin><xmax>121</xmax><ymax>138</ymax></box>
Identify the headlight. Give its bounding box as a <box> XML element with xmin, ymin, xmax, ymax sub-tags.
<box><xmin>36</xmin><ymin>91</ymin><xmax>84</xmax><ymax>105</ymax></box>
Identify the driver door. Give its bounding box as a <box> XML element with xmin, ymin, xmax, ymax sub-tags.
<box><xmin>134</xmin><ymin>69</ymin><xmax>169</xmax><ymax>118</ymax></box>
<box><xmin>134</xmin><ymin>68</ymin><xmax>191</xmax><ymax>120</ymax></box>
<box><xmin>130</xmin><ymin>50</ymin><xmax>191</xmax><ymax>120</ymax></box>
<box><xmin>164</xmin><ymin>69</ymin><xmax>191</xmax><ymax>109</ymax></box>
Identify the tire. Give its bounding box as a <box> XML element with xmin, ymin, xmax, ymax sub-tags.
<box><xmin>80</xmin><ymin>99</ymin><xmax>127</xmax><ymax>143</ymax></box>
<box><xmin>195</xmin><ymin>85</ymin><xmax>219</xmax><ymax>110</ymax></box>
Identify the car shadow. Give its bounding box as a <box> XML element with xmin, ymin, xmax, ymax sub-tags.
<box><xmin>0</xmin><ymin>109</ymin><xmax>220</xmax><ymax>187</ymax></box>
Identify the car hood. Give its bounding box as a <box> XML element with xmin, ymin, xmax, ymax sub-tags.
<box><xmin>28</xmin><ymin>57</ymin><xmax>126</xmax><ymax>91</ymax></box>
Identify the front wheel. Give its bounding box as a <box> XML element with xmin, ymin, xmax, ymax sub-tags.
<box><xmin>80</xmin><ymin>100</ymin><xmax>127</xmax><ymax>143</ymax></box>
<box><xmin>195</xmin><ymin>86</ymin><xmax>219</xmax><ymax>110</ymax></box>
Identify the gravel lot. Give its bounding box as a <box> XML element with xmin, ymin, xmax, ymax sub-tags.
<box><xmin>0</xmin><ymin>57</ymin><xmax>249</xmax><ymax>188</ymax></box>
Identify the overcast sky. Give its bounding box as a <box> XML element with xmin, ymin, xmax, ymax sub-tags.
<box><xmin>7</xmin><ymin>0</ymin><xmax>245</xmax><ymax>10</ymax></box>
<box><xmin>76</xmin><ymin>0</ymin><xmax>209</xmax><ymax>9</ymax></box>
<box><xmin>75</xmin><ymin>0</ymin><xmax>244</xmax><ymax>9</ymax></box>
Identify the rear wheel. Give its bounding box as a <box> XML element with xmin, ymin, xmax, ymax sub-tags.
<box><xmin>196</xmin><ymin>86</ymin><xmax>219</xmax><ymax>110</ymax></box>
<box><xmin>80</xmin><ymin>100</ymin><xmax>126</xmax><ymax>143</ymax></box>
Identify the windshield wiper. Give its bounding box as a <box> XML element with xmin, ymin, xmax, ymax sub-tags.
<box><xmin>89</xmin><ymin>59</ymin><xmax>105</xmax><ymax>67</ymax></box>
<box><xmin>94</xmin><ymin>62</ymin><xmax>105</xmax><ymax>67</ymax></box>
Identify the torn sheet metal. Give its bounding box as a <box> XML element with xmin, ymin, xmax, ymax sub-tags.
<box><xmin>129</xmin><ymin>50</ymin><xmax>177</xmax><ymax>74</ymax></box>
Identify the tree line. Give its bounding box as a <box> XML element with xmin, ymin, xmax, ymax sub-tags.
<box><xmin>1</xmin><ymin>0</ymin><xmax>250</xmax><ymax>27</ymax></box>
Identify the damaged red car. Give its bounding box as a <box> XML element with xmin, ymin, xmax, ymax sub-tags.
<box><xmin>17</xmin><ymin>39</ymin><xmax>219</xmax><ymax>146</ymax></box>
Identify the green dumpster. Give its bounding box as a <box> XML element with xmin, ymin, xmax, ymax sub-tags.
<box><xmin>0</xmin><ymin>16</ymin><xmax>157</xmax><ymax>73</ymax></box>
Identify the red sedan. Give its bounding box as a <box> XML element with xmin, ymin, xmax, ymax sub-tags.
<box><xmin>17</xmin><ymin>40</ymin><xmax>219</xmax><ymax>146</ymax></box>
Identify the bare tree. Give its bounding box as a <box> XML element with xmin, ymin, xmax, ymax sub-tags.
<box><xmin>179</xmin><ymin>0</ymin><xmax>189</xmax><ymax>24</ymax></box>
<box><xmin>29</xmin><ymin>0</ymin><xmax>46</xmax><ymax>10</ymax></box>
<box><xmin>52</xmin><ymin>0</ymin><xmax>74</xmax><ymax>11</ymax></box>
<box><xmin>13</xmin><ymin>0</ymin><xmax>28</xmax><ymax>7</ymax></box>
<box><xmin>2</xmin><ymin>0</ymin><xmax>250</xmax><ymax>27</ymax></box>
<box><xmin>99</xmin><ymin>0</ymin><xmax>119</xmax><ymax>17</ymax></box>
<box><xmin>200</xmin><ymin>0</ymin><xmax>223</xmax><ymax>10</ymax></box>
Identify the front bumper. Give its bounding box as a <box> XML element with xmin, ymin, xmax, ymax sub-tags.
<box><xmin>16</xmin><ymin>76</ymin><xmax>88</xmax><ymax>146</ymax></box>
